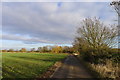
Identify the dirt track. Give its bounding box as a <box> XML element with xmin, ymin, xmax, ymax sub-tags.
<box><xmin>52</xmin><ymin>55</ymin><xmax>93</xmax><ymax>78</ymax></box>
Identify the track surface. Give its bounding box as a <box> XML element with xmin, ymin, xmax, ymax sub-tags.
<box><xmin>52</xmin><ymin>55</ymin><xmax>93</xmax><ymax>78</ymax></box>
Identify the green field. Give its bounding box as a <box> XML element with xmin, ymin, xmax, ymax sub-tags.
<box><xmin>2</xmin><ymin>53</ymin><xmax>68</xmax><ymax>78</ymax></box>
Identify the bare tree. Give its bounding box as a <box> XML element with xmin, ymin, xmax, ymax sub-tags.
<box><xmin>31</xmin><ymin>48</ymin><xmax>35</xmax><ymax>52</ymax></box>
<box><xmin>8</xmin><ymin>49</ymin><xmax>14</xmax><ymax>52</ymax></box>
<box><xmin>76</xmin><ymin>18</ymin><xmax>117</xmax><ymax>50</ymax></box>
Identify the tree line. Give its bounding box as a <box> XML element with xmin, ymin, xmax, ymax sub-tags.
<box><xmin>1</xmin><ymin>45</ymin><xmax>75</xmax><ymax>53</ymax></box>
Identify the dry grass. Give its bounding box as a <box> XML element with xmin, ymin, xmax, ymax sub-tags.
<box><xmin>89</xmin><ymin>60</ymin><xmax>119</xmax><ymax>79</ymax></box>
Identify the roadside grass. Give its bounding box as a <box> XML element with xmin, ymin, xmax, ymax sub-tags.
<box><xmin>76</xmin><ymin>55</ymin><xmax>101</xmax><ymax>78</ymax></box>
<box><xmin>77</xmin><ymin>55</ymin><xmax>119</xmax><ymax>79</ymax></box>
<box><xmin>2</xmin><ymin>53</ymin><xmax>68</xmax><ymax>78</ymax></box>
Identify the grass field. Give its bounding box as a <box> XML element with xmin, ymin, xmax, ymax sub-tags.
<box><xmin>2</xmin><ymin>53</ymin><xmax>68</xmax><ymax>78</ymax></box>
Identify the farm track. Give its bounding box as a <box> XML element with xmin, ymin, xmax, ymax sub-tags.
<box><xmin>52</xmin><ymin>55</ymin><xmax>93</xmax><ymax>78</ymax></box>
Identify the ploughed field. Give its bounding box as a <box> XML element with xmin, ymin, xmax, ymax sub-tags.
<box><xmin>2</xmin><ymin>53</ymin><xmax>68</xmax><ymax>78</ymax></box>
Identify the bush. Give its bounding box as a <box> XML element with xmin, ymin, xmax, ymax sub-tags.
<box><xmin>81</xmin><ymin>48</ymin><xmax>119</xmax><ymax>65</ymax></box>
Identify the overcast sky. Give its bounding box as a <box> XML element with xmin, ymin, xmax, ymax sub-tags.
<box><xmin>1</xmin><ymin>2</ymin><xmax>117</xmax><ymax>50</ymax></box>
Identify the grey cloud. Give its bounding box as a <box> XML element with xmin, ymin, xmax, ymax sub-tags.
<box><xmin>2</xmin><ymin>34</ymin><xmax>51</xmax><ymax>44</ymax></box>
<box><xmin>2</xmin><ymin>2</ymin><xmax>76</xmax><ymax>44</ymax></box>
<box><xmin>2</xmin><ymin>2</ymin><xmax>115</xmax><ymax>44</ymax></box>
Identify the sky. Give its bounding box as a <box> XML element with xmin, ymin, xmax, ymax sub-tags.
<box><xmin>1</xmin><ymin>2</ymin><xmax>117</xmax><ymax>50</ymax></box>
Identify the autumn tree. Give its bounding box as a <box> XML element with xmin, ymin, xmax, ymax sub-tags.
<box><xmin>2</xmin><ymin>49</ymin><xmax>7</xmax><ymax>52</ymax></box>
<box><xmin>52</xmin><ymin>46</ymin><xmax>63</xmax><ymax>53</ymax></box>
<box><xmin>20</xmin><ymin>48</ymin><xmax>27</xmax><ymax>52</ymax></box>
